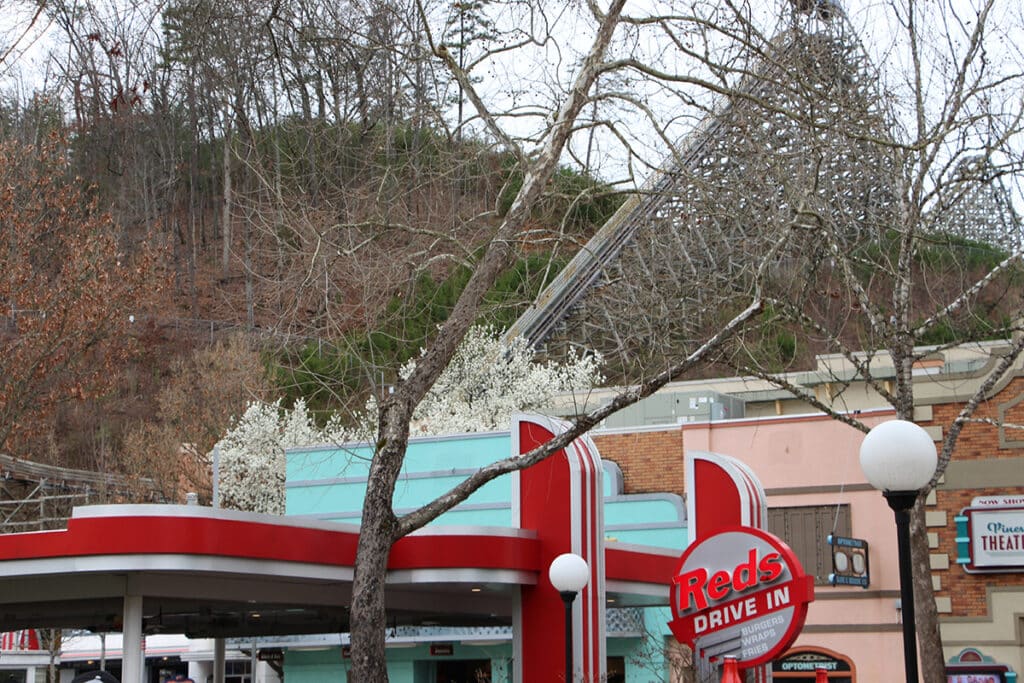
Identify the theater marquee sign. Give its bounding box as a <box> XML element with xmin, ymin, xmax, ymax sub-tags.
<box><xmin>668</xmin><ymin>526</ymin><xmax>815</xmax><ymax>668</ymax></box>
<box><xmin>956</xmin><ymin>496</ymin><xmax>1024</xmax><ymax>572</ymax></box>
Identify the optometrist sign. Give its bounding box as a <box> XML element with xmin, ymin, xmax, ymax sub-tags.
<box><xmin>668</xmin><ymin>526</ymin><xmax>814</xmax><ymax>668</ymax></box>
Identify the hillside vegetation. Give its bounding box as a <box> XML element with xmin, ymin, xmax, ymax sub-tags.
<box><xmin>0</xmin><ymin>112</ymin><xmax>622</xmax><ymax>492</ymax></box>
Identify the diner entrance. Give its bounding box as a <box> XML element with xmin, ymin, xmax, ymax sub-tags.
<box><xmin>434</xmin><ymin>659</ymin><xmax>491</xmax><ymax>682</ymax></box>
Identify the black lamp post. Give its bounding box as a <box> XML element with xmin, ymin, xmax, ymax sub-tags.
<box><xmin>548</xmin><ymin>553</ymin><xmax>589</xmax><ymax>683</ymax></box>
<box><xmin>859</xmin><ymin>419</ymin><xmax>938</xmax><ymax>683</ymax></box>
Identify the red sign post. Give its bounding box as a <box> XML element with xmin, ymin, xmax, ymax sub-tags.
<box><xmin>669</xmin><ymin>526</ymin><xmax>814</xmax><ymax>670</ymax></box>
<box><xmin>720</xmin><ymin>657</ymin><xmax>742</xmax><ymax>683</ymax></box>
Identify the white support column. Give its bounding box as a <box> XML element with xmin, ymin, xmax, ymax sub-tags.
<box><xmin>511</xmin><ymin>590</ymin><xmax>525</xmax><ymax>683</ymax></box>
<box><xmin>214</xmin><ymin>637</ymin><xmax>226</xmax><ymax>683</ymax></box>
<box><xmin>122</xmin><ymin>594</ymin><xmax>144</xmax><ymax>683</ymax></box>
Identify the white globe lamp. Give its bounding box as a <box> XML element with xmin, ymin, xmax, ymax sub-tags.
<box><xmin>859</xmin><ymin>419</ymin><xmax>937</xmax><ymax>492</ymax></box>
<box><xmin>549</xmin><ymin>553</ymin><xmax>589</xmax><ymax>682</ymax></box>
<box><xmin>859</xmin><ymin>418</ymin><xmax>937</xmax><ymax>683</ymax></box>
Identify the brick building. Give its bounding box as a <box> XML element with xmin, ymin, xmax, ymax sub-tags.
<box><xmin>577</xmin><ymin>340</ymin><xmax>1023</xmax><ymax>681</ymax></box>
<box><xmin>925</xmin><ymin>372</ymin><xmax>1024</xmax><ymax>680</ymax></box>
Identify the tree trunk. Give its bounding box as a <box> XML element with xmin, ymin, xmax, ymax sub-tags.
<box><xmin>911</xmin><ymin>500</ymin><xmax>945</xmax><ymax>682</ymax></box>
<box><xmin>221</xmin><ymin>109</ymin><xmax>233</xmax><ymax>278</ymax></box>
<box><xmin>348</xmin><ymin>490</ymin><xmax>397</xmax><ymax>682</ymax></box>
<box><xmin>348</xmin><ymin>403</ymin><xmax>410</xmax><ymax>682</ymax></box>
<box><xmin>344</xmin><ymin>4</ymin><xmax>628</xmax><ymax>678</ymax></box>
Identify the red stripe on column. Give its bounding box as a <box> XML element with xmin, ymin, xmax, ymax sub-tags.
<box><xmin>516</xmin><ymin>415</ymin><xmax>606</xmax><ymax>683</ymax></box>
<box><xmin>573</xmin><ymin>437</ymin><xmax>597</xmax><ymax>678</ymax></box>
<box><xmin>517</xmin><ymin>417</ymin><xmax>574</xmax><ymax>683</ymax></box>
<box><xmin>692</xmin><ymin>459</ymin><xmax>743</xmax><ymax>538</ymax></box>
<box><xmin>578</xmin><ymin>436</ymin><xmax>604</xmax><ymax>679</ymax></box>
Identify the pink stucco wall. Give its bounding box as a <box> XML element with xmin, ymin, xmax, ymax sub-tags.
<box><xmin>681</xmin><ymin>409</ymin><xmax>911</xmax><ymax>681</ymax></box>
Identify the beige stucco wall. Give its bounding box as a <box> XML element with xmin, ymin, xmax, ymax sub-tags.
<box><xmin>941</xmin><ymin>586</ymin><xmax>1024</xmax><ymax>675</ymax></box>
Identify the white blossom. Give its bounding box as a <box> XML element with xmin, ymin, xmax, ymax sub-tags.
<box><xmin>398</xmin><ymin>325</ymin><xmax>603</xmax><ymax>435</ymax></box>
<box><xmin>215</xmin><ymin>327</ymin><xmax>603</xmax><ymax>512</ymax></box>
<box><xmin>216</xmin><ymin>398</ymin><xmax>325</xmax><ymax>513</ymax></box>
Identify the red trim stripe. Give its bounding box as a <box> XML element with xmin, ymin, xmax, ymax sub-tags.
<box><xmin>605</xmin><ymin>547</ymin><xmax>677</xmax><ymax>585</ymax></box>
<box><xmin>0</xmin><ymin>516</ymin><xmax>547</xmax><ymax>574</ymax></box>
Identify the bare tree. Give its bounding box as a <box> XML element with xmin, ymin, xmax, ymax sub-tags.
<box><xmin>741</xmin><ymin>5</ymin><xmax>1024</xmax><ymax>679</ymax></box>
<box><xmin>324</xmin><ymin>1</ymin><xmax>778</xmax><ymax>679</ymax></box>
<box><xmin>0</xmin><ymin>1</ymin><xmax>48</xmax><ymax>79</ymax></box>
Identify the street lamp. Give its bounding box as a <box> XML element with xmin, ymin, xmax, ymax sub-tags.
<box><xmin>859</xmin><ymin>419</ymin><xmax>937</xmax><ymax>683</ymax></box>
<box><xmin>549</xmin><ymin>553</ymin><xmax>589</xmax><ymax>683</ymax></box>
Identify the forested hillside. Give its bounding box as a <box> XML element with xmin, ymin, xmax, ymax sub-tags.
<box><xmin>0</xmin><ymin>130</ymin><xmax>618</xmax><ymax>489</ymax></box>
<box><xmin>0</xmin><ymin>0</ymin><xmax>626</xmax><ymax>487</ymax></box>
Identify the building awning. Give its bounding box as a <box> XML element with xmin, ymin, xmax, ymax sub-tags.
<box><xmin>0</xmin><ymin>504</ymin><xmax>676</xmax><ymax>639</ymax></box>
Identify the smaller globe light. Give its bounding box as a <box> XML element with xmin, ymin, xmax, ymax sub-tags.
<box><xmin>548</xmin><ymin>553</ymin><xmax>589</xmax><ymax>594</ymax></box>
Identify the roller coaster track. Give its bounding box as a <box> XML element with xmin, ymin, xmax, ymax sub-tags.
<box><xmin>505</xmin><ymin>22</ymin><xmax>1022</xmax><ymax>354</ymax></box>
<box><xmin>502</xmin><ymin>30</ymin><xmax>818</xmax><ymax>349</ymax></box>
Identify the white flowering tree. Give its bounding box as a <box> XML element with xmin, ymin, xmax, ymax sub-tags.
<box><xmin>216</xmin><ymin>398</ymin><xmax>336</xmax><ymax>514</ymax></box>
<box><xmin>397</xmin><ymin>325</ymin><xmax>604</xmax><ymax>436</ymax></box>
<box><xmin>217</xmin><ymin>327</ymin><xmax>604</xmax><ymax>512</ymax></box>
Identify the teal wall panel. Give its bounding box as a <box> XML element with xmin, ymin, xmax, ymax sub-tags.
<box><xmin>282</xmin><ymin>428</ymin><xmax>687</xmax><ymax>683</ymax></box>
<box><xmin>287</xmin><ymin>433</ymin><xmax>516</xmax><ymax>524</ymax></box>
<box><xmin>282</xmin><ymin>649</ymin><xmax>350</xmax><ymax>683</ymax></box>
<box><xmin>607</xmin><ymin>636</ymin><xmax>671</xmax><ymax>683</ymax></box>
<box><xmin>608</xmin><ymin>527</ymin><xmax>687</xmax><ymax>549</ymax></box>
<box><xmin>283</xmin><ymin>643</ymin><xmax>515</xmax><ymax>683</ymax></box>
<box><xmin>605</xmin><ymin>498</ymin><xmax>683</xmax><ymax>525</ymax></box>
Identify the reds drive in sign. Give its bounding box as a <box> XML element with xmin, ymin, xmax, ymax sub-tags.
<box><xmin>669</xmin><ymin>526</ymin><xmax>814</xmax><ymax>668</ymax></box>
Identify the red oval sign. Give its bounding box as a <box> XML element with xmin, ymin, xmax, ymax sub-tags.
<box><xmin>668</xmin><ymin>526</ymin><xmax>814</xmax><ymax>668</ymax></box>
